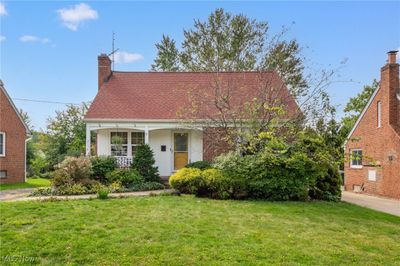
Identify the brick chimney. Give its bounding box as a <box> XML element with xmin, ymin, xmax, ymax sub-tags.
<box><xmin>381</xmin><ymin>50</ymin><xmax>400</xmax><ymax>134</ymax></box>
<box><xmin>98</xmin><ymin>54</ymin><xmax>112</xmax><ymax>90</ymax></box>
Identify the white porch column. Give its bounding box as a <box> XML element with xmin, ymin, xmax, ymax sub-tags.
<box><xmin>85</xmin><ymin>124</ymin><xmax>91</xmax><ymax>156</ymax></box>
<box><xmin>145</xmin><ymin>126</ymin><xmax>149</xmax><ymax>144</ymax></box>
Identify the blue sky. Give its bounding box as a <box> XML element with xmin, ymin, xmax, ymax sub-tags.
<box><xmin>1</xmin><ymin>1</ymin><xmax>399</xmax><ymax>130</ymax></box>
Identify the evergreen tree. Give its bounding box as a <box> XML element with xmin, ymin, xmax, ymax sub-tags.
<box><xmin>131</xmin><ymin>144</ymin><xmax>160</xmax><ymax>182</ymax></box>
<box><xmin>151</xmin><ymin>35</ymin><xmax>180</xmax><ymax>71</ymax></box>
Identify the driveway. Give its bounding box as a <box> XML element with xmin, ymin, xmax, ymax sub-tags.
<box><xmin>0</xmin><ymin>188</ymin><xmax>35</xmax><ymax>201</ymax></box>
<box><xmin>342</xmin><ymin>191</ymin><xmax>400</xmax><ymax>217</ymax></box>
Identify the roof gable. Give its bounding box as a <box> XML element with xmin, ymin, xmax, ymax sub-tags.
<box><xmin>0</xmin><ymin>80</ymin><xmax>31</xmax><ymax>135</ymax></box>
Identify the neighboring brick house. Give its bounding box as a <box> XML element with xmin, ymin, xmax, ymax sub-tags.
<box><xmin>84</xmin><ymin>54</ymin><xmax>299</xmax><ymax>177</ymax></box>
<box><xmin>0</xmin><ymin>80</ymin><xmax>31</xmax><ymax>184</ymax></box>
<box><xmin>344</xmin><ymin>51</ymin><xmax>400</xmax><ymax>199</ymax></box>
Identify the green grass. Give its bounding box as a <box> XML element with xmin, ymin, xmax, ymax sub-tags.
<box><xmin>0</xmin><ymin>178</ymin><xmax>51</xmax><ymax>191</ymax></box>
<box><xmin>0</xmin><ymin>196</ymin><xmax>399</xmax><ymax>265</ymax></box>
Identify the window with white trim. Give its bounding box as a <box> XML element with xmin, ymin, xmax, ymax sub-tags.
<box><xmin>377</xmin><ymin>101</ymin><xmax>381</xmax><ymax>128</ymax></box>
<box><xmin>131</xmin><ymin>132</ymin><xmax>144</xmax><ymax>156</ymax></box>
<box><xmin>350</xmin><ymin>149</ymin><xmax>363</xmax><ymax>168</ymax></box>
<box><xmin>0</xmin><ymin>132</ymin><xmax>5</xmax><ymax>156</ymax></box>
<box><xmin>110</xmin><ymin>132</ymin><xmax>128</xmax><ymax>156</ymax></box>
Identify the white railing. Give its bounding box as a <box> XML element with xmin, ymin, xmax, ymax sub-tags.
<box><xmin>115</xmin><ymin>156</ymin><xmax>133</xmax><ymax>168</ymax></box>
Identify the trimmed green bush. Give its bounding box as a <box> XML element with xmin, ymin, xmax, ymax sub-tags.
<box><xmin>185</xmin><ymin>161</ymin><xmax>212</xmax><ymax>170</ymax></box>
<box><xmin>169</xmin><ymin>168</ymin><xmax>203</xmax><ymax>194</ymax></box>
<box><xmin>196</xmin><ymin>168</ymin><xmax>231</xmax><ymax>199</ymax></box>
<box><xmin>97</xmin><ymin>187</ymin><xmax>109</xmax><ymax>199</ymax></box>
<box><xmin>91</xmin><ymin>156</ymin><xmax>117</xmax><ymax>182</ymax></box>
<box><xmin>131</xmin><ymin>144</ymin><xmax>160</xmax><ymax>182</ymax></box>
<box><xmin>106</xmin><ymin>169</ymin><xmax>144</xmax><ymax>187</ymax></box>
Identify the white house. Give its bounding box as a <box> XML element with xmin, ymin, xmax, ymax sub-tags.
<box><xmin>84</xmin><ymin>54</ymin><xmax>299</xmax><ymax>177</ymax></box>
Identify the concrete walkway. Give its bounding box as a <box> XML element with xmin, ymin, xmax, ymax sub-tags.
<box><xmin>0</xmin><ymin>188</ymin><xmax>35</xmax><ymax>201</ymax></box>
<box><xmin>342</xmin><ymin>191</ymin><xmax>400</xmax><ymax>217</ymax></box>
<box><xmin>0</xmin><ymin>189</ymin><xmax>173</xmax><ymax>202</ymax></box>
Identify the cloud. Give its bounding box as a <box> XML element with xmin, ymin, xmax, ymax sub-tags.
<box><xmin>57</xmin><ymin>3</ymin><xmax>98</xmax><ymax>31</ymax></box>
<box><xmin>113</xmin><ymin>51</ymin><xmax>144</xmax><ymax>64</ymax></box>
<box><xmin>19</xmin><ymin>35</ymin><xmax>51</xmax><ymax>44</ymax></box>
<box><xmin>0</xmin><ymin>2</ymin><xmax>7</xmax><ymax>16</ymax></box>
<box><xmin>0</xmin><ymin>35</ymin><xmax>5</xmax><ymax>42</ymax></box>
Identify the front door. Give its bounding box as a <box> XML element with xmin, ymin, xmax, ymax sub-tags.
<box><xmin>174</xmin><ymin>133</ymin><xmax>189</xmax><ymax>170</ymax></box>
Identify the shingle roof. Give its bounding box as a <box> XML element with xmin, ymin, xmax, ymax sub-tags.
<box><xmin>84</xmin><ymin>71</ymin><xmax>299</xmax><ymax>121</ymax></box>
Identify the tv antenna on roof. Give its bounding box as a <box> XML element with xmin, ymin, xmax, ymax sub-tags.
<box><xmin>108</xmin><ymin>31</ymin><xmax>119</xmax><ymax>71</ymax></box>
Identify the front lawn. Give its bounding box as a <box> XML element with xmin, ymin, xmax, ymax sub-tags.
<box><xmin>0</xmin><ymin>178</ymin><xmax>51</xmax><ymax>191</ymax></box>
<box><xmin>0</xmin><ymin>196</ymin><xmax>399</xmax><ymax>265</ymax></box>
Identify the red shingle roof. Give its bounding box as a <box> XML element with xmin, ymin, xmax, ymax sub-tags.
<box><xmin>84</xmin><ymin>71</ymin><xmax>299</xmax><ymax>120</ymax></box>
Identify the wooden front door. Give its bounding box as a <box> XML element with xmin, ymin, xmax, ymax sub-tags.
<box><xmin>174</xmin><ymin>133</ymin><xmax>188</xmax><ymax>170</ymax></box>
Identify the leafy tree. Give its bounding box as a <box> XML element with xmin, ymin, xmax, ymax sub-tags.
<box><xmin>131</xmin><ymin>144</ymin><xmax>160</xmax><ymax>182</ymax></box>
<box><xmin>152</xmin><ymin>8</ymin><xmax>340</xmax><ymax>151</ymax></box>
<box><xmin>151</xmin><ymin>35</ymin><xmax>180</xmax><ymax>71</ymax></box>
<box><xmin>180</xmin><ymin>8</ymin><xmax>267</xmax><ymax>72</ymax></box>
<box><xmin>340</xmin><ymin>80</ymin><xmax>378</xmax><ymax>138</ymax></box>
<box><xmin>45</xmin><ymin>103</ymin><xmax>89</xmax><ymax>167</ymax></box>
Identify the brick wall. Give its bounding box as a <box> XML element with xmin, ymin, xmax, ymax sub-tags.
<box><xmin>0</xmin><ymin>88</ymin><xmax>27</xmax><ymax>184</ymax></box>
<box><xmin>344</xmin><ymin>56</ymin><xmax>400</xmax><ymax>199</ymax></box>
<box><xmin>202</xmin><ymin>127</ymin><xmax>232</xmax><ymax>162</ymax></box>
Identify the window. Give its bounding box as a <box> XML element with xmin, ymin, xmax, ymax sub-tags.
<box><xmin>350</xmin><ymin>149</ymin><xmax>363</xmax><ymax>168</ymax></box>
<box><xmin>0</xmin><ymin>132</ymin><xmax>5</xmax><ymax>156</ymax></box>
<box><xmin>377</xmin><ymin>101</ymin><xmax>381</xmax><ymax>128</ymax></box>
<box><xmin>131</xmin><ymin>132</ymin><xmax>144</xmax><ymax>156</ymax></box>
<box><xmin>0</xmin><ymin>171</ymin><xmax>7</xmax><ymax>179</ymax></box>
<box><xmin>110</xmin><ymin>132</ymin><xmax>128</xmax><ymax>156</ymax></box>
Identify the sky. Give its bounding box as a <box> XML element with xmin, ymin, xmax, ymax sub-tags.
<box><xmin>1</xmin><ymin>1</ymin><xmax>399</xmax><ymax>130</ymax></box>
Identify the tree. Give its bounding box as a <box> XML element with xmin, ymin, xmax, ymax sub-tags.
<box><xmin>131</xmin><ymin>144</ymin><xmax>160</xmax><ymax>182</ymax></box>
<box><xmin>340</xmin><ymin>80</ymin><xmax>378</xmax><ymax>138</ymax></box>
<box><xmin>151</xmin><ymin>35</ymin><xmax>180</xmax><ymax>71</ymax></box>
<box><xmin>45</xmin><ymin>103</ymin><xmax>89</xmax><ymax>167</ymax></box>
<box><xmin>180</xmin><ymin>8</ymin><xmax>267</xmax><ymax>72</ymax></box>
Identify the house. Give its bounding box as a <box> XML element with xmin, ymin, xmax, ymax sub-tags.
<box><xmin>0</xmin><ymin>80</ymin><xmax>31</xmax><ymax>184</ymax></box>
<box><xmin>344</xmin><ymin>51</ymin><xmax>400</xmax><ymax>199</ymax></box>
<box><xmin>84</xmin><ymin>54</ymin><xmax>299</xmax><ymax>177</ymax></box>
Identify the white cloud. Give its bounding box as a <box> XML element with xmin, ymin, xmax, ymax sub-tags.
<box><xmin>0</xmin><ymin>35</ymin><xmax>5</xmax><ymax>42</ymax></box>
<box><xmin>19</xmin><ymin>35</ymin><xmax>51</xmax><ymax>44</ymax></box>
<box><xmin>113</xmin><ymin>51</ymin><xmax>144</xmax><ymax>64</ymax></box>
<box><xmin>0</xmin><ymin>3</ymin><xmax>7</xmax><ymax>16</ymax></box>
<box><xmin>57</xmin><ymin>3</ymin><xmax>98</xmax><ymax>31</ymax></box>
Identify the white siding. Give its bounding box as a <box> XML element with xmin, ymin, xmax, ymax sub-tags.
<box><xmin>149</xmin><ymin>130</ymin><xmax>172</xmax><ymax>177</ymax></box>
<box><xmin>190</xmin><ymin>130</ymin><xmax>203</xmax><ymax>163</ymax></box>
<box><xmin>97</xmin><ymin>130</ymin><xmax>110</xmax><ymax>156</ymax></box>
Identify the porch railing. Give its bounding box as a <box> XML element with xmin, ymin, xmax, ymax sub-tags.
<box><xmin>115</xmin><ymin>156</ymin><xmax>133</xmax><ymax>168</ymax></box>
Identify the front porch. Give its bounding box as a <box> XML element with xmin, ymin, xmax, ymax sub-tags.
<box><xmin>85</xmin><ymin>121</ymin><xmax>203</xmax><ymax>176</ymax></box>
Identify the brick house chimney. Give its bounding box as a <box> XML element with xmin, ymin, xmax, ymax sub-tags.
<box><xmin>382</xmin><ymin>50</ymin><xmax>400</xmax><ymax>134</ymax></box>
<box><xmin>98</xmin><ymin>54</ymin><xmax>112</xmax><ymax>90</ymax></box>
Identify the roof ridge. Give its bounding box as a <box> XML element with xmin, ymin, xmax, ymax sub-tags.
<box><xmin>112</xmin><ymin>70</ymin><xmax>276</xmax><ymax>74</ymax></box>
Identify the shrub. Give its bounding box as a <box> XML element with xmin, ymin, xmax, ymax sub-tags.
<box><xmin>91</xmin><ymin>156</ymin><xmax>117</xmax><ymax>182</ymax></box>
<box><xmin>97</xmin><ymin>187</ymin><xmax>109</xmax><ymax>199</ymax></box>
<box><xmin>106</xmin><ymin>169</ymin><xmax>144</xmax><ymax>187</ymax></box>
<box><xmin>131</xmin><ymin>144</ymin><xmax>160</xmax><ymax>182</ymax></box>
<box><xmin>58</xmin><ymin>156</ymin><xmax>92</xmax><ymax>183</ymax></box>
<box><xmin>197</xmin><ymin>168</ymin><xmax>231</xmax><ymax>199</ymax></box>
<box><xmin>56</xmin><ymin>184</ymin><xmax>88</xmax><ymax>195</ymax></box>
<box><xmin>31</xmin><ymin>187</ymin><xmax>53</xmax><ymax>196</ymax></box>
<box><xmin>52</xmin><ymin>169</ymin><xmax>73</xmax><ymax>187</ymax></box>
<box><xmin>169</xmin><ymin>168</ymin><xmax>203</xmax><ymax>194</ymax></box>
<box><xmin>128</xmin><ymin>182</ymin><xmax>165</xmax><ymax>192</ymax></box>
<box><xmin>185</xmin><ymin>161</ymin><xmax>212</xmax><ymax>170</ymax></box>
<box><xmin>108</xmin><ymin>181</ymin><xmax>122</xmax><ymax>193</ymax></box>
